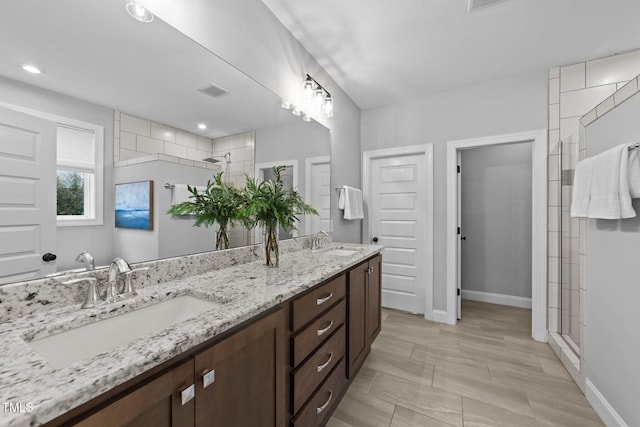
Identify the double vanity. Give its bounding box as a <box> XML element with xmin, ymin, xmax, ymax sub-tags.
<box><xmin>0</xmin><ymin>239</ymin><xmax>382</xmax><ymax>427</ymax></box>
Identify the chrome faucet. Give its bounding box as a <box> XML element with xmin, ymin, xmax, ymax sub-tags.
<box><xmin>107</xmin><ymin>257</ymin><xmax>132</xmax><ymax>303</ymax></box>
<box><xmin>75</xmin><ymin>251</ymin><xmax>95</xmax><ymax>271</ymax></box>
<box><xmin>311</xmin><ymin>230</ymin><xmax>329</xmax><ymax>250</ymax></box>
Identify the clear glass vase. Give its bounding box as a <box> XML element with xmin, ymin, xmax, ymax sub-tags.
<box><xmin>263</xmin><ymin>219</ymin><xmax>279</xmax><ymax>267</ymax></box>
<box><xmin>215</xmin><ymin>221</ymin><xmax>230</xmax><ymax>250</ymax></box>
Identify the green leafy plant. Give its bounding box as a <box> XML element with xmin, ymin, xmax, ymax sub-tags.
<box><xmin>239</xmin><ymin>165</ymin><xmax>318</xmax><ymax>266</ymax></box>
<box><xmin>166</xmin><ymin>172</ymin><xmax>242</xmax><ymax>250</ymax></box>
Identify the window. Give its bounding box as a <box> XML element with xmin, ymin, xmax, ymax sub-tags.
<box><xmin>56</xmin><ymin>123</ymin><xmax>104</xmax><ymax>226</ymax></box>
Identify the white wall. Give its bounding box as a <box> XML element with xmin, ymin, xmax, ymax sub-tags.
<box><xmin>139</xmin><ymin>0</ymin><xmax>362</xmax><ymax>244</ymax></box>
<box><xmin>113</xmin><ymin>160</ymin><xmax>216</xmax><ymax>263</ymax></box>
<box><xmin>460</xmin><ymin>142</ymin><xmax>532</xmax><ymax>299</ymax></box>
<box><xmin>362</xmin><ymin>71</ymin><xmax>547</xmax><ymax>311</ymax></box>
<box><xmin>584</xmin><ymin>91</ymin><xmax>640</xmax><ymax>427</ymax></box>
<box><xmin>0</xmin><ymin>76</ymin><xmax>115</xmax><ymax>271</ymax></box>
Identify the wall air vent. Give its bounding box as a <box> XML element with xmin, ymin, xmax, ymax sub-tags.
<box><xmin>468</xmin><ymin>0</ymin><xmax>507</xmax><ymax>12</ymax></box>
<box><xmin>198</xmin><ymin>83</ymin><xmax>229</xmax><ymax>98</ymax></box>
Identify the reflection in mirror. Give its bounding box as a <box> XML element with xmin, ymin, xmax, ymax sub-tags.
<box><xmin>0</xmin><ymin>0</ymin><xmax>330</xmax><ymax>286</ymax></box>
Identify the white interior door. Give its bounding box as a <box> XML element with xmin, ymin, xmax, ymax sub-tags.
<box><xmin>369</xmin><ymin>154</ymin><xmax>426</xmax><ymax>314</ymax></box>
<box><xmin>0</xmin><ymin>107</ymin><xmax>57</xmax><ymax>284</ymax></box>
<box><xmin>306</xmin><ymin>156</ymin><xmax>330</xmax><ymax>235</ymax></box>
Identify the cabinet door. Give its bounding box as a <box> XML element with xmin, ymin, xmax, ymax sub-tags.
<box><xmin>194</xmin><ymin>309</ymin><xmax>286</xmax><ymax>427</ymax></box>
<box><xmin>367</xmin><ymin>255</ymin><xmax>382</xmax><ymax>343</ymax></box>
<box><xmin>347</xmin><ymin>260</ymin><xmax>369</xmax><ymax>378</ymax></box>
<box><xmin>73</xmin><ymin>359</ymin><xmax>195</xmax><ymax>427</ymax></box>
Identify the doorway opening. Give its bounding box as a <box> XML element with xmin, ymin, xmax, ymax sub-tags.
<box><xmin>458</xmin><ymin>142</ymin><xmax>533</xmax><ymax>320</ymax></box>
<box><xmin>446</xmin><ymin>130</ymin><xmax>547</xmax><ymax>342</ymax></box>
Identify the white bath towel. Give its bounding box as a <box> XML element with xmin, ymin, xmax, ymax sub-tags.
<box><xmin>627</xmin><ymin>146</ymin><xmax>640</xmax><ymax>198</ymax></box>
<box><xmin>570</xmin><ymin>156</ymin><xmax>594</xmax><ymax>218</ymax></box>
<box><xmin>171</xmin><ymin>184</ymin><xmax>207</xmax><ymax>206</ymax></box>
<box><xmin>571</xmin><ymin>144</ymin><xmax>636</xmax><ymax>219</ymax></box>
<box><xmin>338</xmin><ymin>186</ymin><xmax>364</xmax><ymax>220</ymax></box>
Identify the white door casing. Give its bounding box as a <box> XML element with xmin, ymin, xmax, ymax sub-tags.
<box><xmin>446</xmin><ymin>130</ymin><xmax>548</xmax><ymax>342</ymax></box>
<box><xmin>363</xmin><ymin>144</ymin><xmax>434</xmax><ymax>319</ymax></box>
<box><xmin>305</xmin><ymin>156</ymin><xmax>331</xmax><ymax>235</ymax></box>
<box><xmin>0</xmin><ymin>107</ymin><xmax>57</xmax><ymax>284</ymax></box>
<box><xmin>456</xmin><ymin>151</ymin><xmax>462</xmax><ymax>319</ymax></box>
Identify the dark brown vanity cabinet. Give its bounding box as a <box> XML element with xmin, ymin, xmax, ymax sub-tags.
<box><xmin>289</xmin><ymin>274</ymin><xmax>347</xmax><ymax>427</ymax></box>
<box><xmin>72</xmin><ymin>359</ymin><xmax>195</xmax><ymax>427</ymax></box>
<box><xmin>62</xmin><ymin>309</ymin><xmax>286</xmax><ymax>427</ymax></box>
<box><xmin>194</xmin><ymin>308</ymin><xmax>286</xmax><ymax>427</ymax></box>
<box><xmin>347</xmin><ymin>254</ymin><xmax>382</xmax><ymax>378</ymax></box>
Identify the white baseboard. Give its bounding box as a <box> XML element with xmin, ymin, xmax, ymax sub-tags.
<box><xmin>462</xmin><ymin>289</ymin><xmax>532</xmax><ymax>309</ymax></box>
<box><xmin>586</xmin><ymin>379</ymin><xmax>628</xmax><ymax>427</ymax></box>
<box><xmin>432</xmin><ymin>309</ymin><xmax>449</xmax><ymax>324</ymax></box>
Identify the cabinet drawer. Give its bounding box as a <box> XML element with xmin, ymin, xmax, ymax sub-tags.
<box><xmin>291</xmin><ymin>274</ymin><xmax>346</xmax><ymax>332</ymax></box>
<box><xmin>291</xmin><ymin>358</ymin><xmax>347</xmax><ymax>427</ymax></box>
<box><xmin>292</xmin><ymin>325</ymin><xmax>345</xmax><ymax>414</ymax></box>
<box><xmin>292</xmin><ymin>299</ymin><xmax>346</xmax><ymax>367</ymax></box>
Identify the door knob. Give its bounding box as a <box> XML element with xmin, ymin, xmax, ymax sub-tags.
<box><xmin>372</xmin><ymin>237</ymin><xmax>379</xmax><ymax>243</ymax></box>
<box><xmin>42</xmin><ymin>253</ymin><xmax>57</xmax><ymax>262</ymax></box>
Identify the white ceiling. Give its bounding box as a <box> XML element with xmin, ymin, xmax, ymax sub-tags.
<box><xmin>262</xmin><ymin>0</ymin><xmax>640</xmax><ymax>109</ymax></box>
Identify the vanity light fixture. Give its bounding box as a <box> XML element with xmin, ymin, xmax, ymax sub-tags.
<box><xmin>125</xmin><ymin>0</ymin><xmax>154</xmax><ymax>23</ymax></box>
<box><xmin>21</xmin><ymin>63</ymin><xmax>43</xmax><ymax>74</ymax></box>
<box><xmin>302</xmin><ymin>74</ymin><xmax>334</xmax><ymax>119</ymax></box>
<box><xmin>197</xmin><ymin>123</ymin><xmax>207</xmax><ymax>130</ymax></box>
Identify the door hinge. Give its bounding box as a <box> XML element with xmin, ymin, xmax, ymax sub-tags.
<box><xmin>457</xmin><ymin>227</ymin><xmax>461</xmax><ymax>235</ymax></box>
<box><xmin>457</xmin><ymin>289</ymin><xmax>461</xmax><ymax>296</ymax></box>
<box><xmin>457</xmin><ymin>165</ymin><xmax>461</xmax><ymax>173</ymax></box>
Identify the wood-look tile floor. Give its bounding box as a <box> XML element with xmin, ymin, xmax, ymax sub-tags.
<box><xmin>327</xmin><ymin>300</ymin><xmax>604</xmax><ymax>427</ymax></box>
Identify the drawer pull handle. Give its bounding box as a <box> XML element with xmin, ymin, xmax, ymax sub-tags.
<box><xmin>317</xmin><ymin>320</ymin><xmax>334</xmax><ymax>336</ymax></box>
<box><xmin>316</xmin><ymin>292</ymin><xmax>333</xmax><ymax>306</ymax></box>
<box><xmin>180</xmin><ymin>384</ymin><xmax>195</xmax><ymax>406</ymax></box>
<box><xmin>317</xmin><ymin>352</ymin><xmax>333</xmax><ymax>373</ymax></box>
<box><xmin>202</xmin><ymin>369</ymin><xmax>215</xmax><ymax>389</ymax></box>
<box><xmin>316</xmin><ymin>390</ymin><xmax>333</xmax><ymax>414</ymax></box>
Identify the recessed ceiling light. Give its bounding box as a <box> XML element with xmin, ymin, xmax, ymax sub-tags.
<box><xmin>21</xmin><ymin>64</ymin><xmax>42</xmax><ymax>74</ymax></box>
<box><xmin>198</xmin><ymin>123</ymin><xmax>207</xmax><ymax>130</ymax></box>
<box><xmin>125</xmin><ymin>0</ymin><xmax>154</xmax><ymax>23</ymax></box>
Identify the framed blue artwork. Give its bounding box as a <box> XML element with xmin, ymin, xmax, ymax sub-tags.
<box><xmin>115</xmin><ymin>180</ymin><xmax>154</xmax><ymax>230</ymax></box>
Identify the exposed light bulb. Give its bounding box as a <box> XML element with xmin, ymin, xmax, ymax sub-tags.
<box><xmin>314</xmin><ymin>88</ymin><xmax>325</xmax><ymax>106</ymax></box>
<box><xmin>323</xmin><ymin>96</ymin><xmax>334</xmax><ymax>118</ymax></box>
<box><xmin>303</xmin><ymin>78</ymin><xmax>314</xmax><ymax>103</ymax></box>
<box><xmin>302</xmin><ymin>113</ymin><xmax>313</xmax><ymax>122</ymax></box>
<box><xmin>21</xmin><ymin>64</ymin><xmax>42</xmax><ymax>74</ymax></box>
<box><xmin>125</xmin><ymin>0</ymin><xmax>154</xmax><ymax>23</ymax></box>
<box><xmin>291</xmin><ymin>106</ymin><xmax>302</xmax><ymax>116</ymax></box>
<box><xmin>198</xmin><ymin>123</ymin><xmax>207</xmax><ymax>130</ymax></box>
<box><xmin>281</xmin><ymin>100</ymin><xmax>292</xmax><ymax>110</ymax></box>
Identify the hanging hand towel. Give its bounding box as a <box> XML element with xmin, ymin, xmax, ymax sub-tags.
<box><xmin>339</xmin><ymin>186</ymin><xmax>364</xmax><ymax>220</ymax></box>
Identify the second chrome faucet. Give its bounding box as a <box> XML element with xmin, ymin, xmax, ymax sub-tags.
<box><xmin>65</xmin><ymin>257</ymin><xmax>149</xmax><ymax>309</ymax></box>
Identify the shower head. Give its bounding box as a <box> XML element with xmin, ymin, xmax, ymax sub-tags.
<box><xmin>202</xmin><ymin>152</ymin><xmax>231</xmax><ymax>164</ymax></box>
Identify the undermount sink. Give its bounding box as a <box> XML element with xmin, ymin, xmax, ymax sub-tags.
<box><xmin>27</xmin><ymin>295</ymin><xmax>220</xmax><ymax>369</ymax></box>
<box><xmin>321</xmin><ymin>249</ymin><xmax>360</xmax><ymax>257</ymax></box>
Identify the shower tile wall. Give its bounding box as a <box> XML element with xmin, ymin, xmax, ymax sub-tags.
<box><xmin>212</xmin><ymin>131</ymin><xmax>256</xmax><ymax>248</ymax></box>
<box><xmin>114</xmin><ymin>111</ymin><xmax>215</xmax><ymax>165</ymax></box>
<box><xmin>548</xmin><ymin>49</ymin><xmax>640</xmax><ymax>380</ymax></box>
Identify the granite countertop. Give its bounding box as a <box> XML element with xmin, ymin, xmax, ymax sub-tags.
<box><xmin>0</xmin><ymin>243</ymin><xmax>381</xmax><ymax>427</ymax></box>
